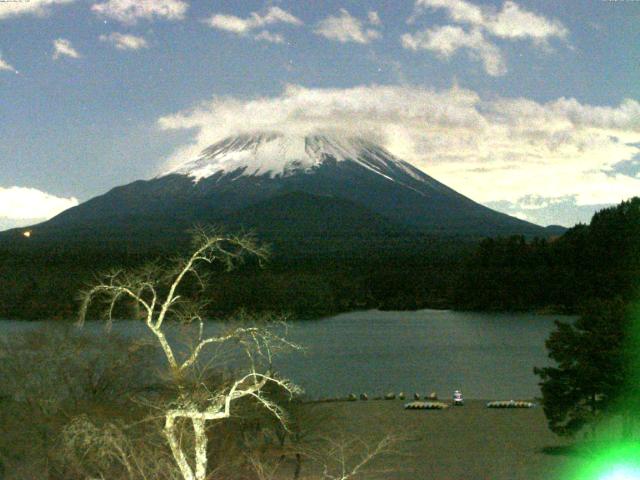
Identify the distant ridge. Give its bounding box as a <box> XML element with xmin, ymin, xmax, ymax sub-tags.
<box><xmin>1</xmin><ymin>132</ymin><xmax>558</xmax><ymax>250</ymax></box>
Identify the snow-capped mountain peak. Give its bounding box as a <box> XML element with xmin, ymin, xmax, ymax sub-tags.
<box><xmin>17</xmin><ymin>132</ymin><xmax>548</xmax><ymax>244</ymax></box>
<box><xmin>163</xmin><ymin>132</ymin><xmax>423</xmax><ymax>184</ymax></box>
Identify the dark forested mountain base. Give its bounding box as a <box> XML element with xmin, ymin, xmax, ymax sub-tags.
<box><xmin>0</xmin><ymin>197</ymin><xmax>637</xmax><ymax>321</ymax></box>
<box><xmin>454</xmin><ymin>198</ymin><xmax>640</xmax><ymax>311</ymax></box>
<box><xmin>0</xmin><ymin>235</ymin><xmax>469</xmax><ymax>320</ymax></box>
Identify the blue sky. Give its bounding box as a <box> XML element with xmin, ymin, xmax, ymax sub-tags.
<box><xmin>0</xmin><ymin>0</ymin><xmax>639</xmax><ymax>229</ymax></box>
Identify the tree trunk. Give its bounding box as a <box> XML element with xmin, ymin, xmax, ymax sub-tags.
<box><xmin>192</xmin><ymin>417</ymin><xmax>209</xmax><ymax>480</ymax></box>
<box><xmin>622</xmin><ymin>409</ymin><xmax>634</xmax><ymax>440</ymax></box>
<box><xmin>293</xmin><ymin>453</ymin><xmax>302</xmax><ymax>480</ymax></box>
<box><xmin>590</xmin><ymin>393</ymin><xmax>597</xmax><ymax>439</ymax></box>
<box><xmin>165</xmin><ymin>416</ymin><xmax>196</xmax><ymax>480</ymax></box>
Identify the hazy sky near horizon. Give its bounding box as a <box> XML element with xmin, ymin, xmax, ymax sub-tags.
<box><xmin>0</xmin><ymin>0</ymin><xmax>638</xmax><ymax>230</ymax></box>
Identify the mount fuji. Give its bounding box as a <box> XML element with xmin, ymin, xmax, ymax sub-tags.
<box><xmin>4</xmin><ymin>133</ymin><xmax>557</xmax><ymax>250</ymax></box>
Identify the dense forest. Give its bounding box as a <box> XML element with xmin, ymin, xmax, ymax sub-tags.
<box><xmin>0</xmin><ymin>197</ymin><xmax>638</xmax><ymax>320</ymax></box>
<box><xmin>454</xmin><ymin>197</ymin><xmax>640</xmax><ymax>311</ymax></box>
<box><xmin>0</xmin><ymin>235</ymin><xmax>469</xmax><ymax>320</ymax></box>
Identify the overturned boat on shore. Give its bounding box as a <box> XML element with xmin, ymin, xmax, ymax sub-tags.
<box><xmin>486</xmin><ymin>400</ymin><xmax>535</xmax><ymax>408</ymax></box>
<box><xmin>404</xmin><ymin>401</ymin><xmax>449</xmax><ymax>410</ymax></box>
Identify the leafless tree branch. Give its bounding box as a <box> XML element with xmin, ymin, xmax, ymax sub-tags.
<box><xmin>76</xmin><ymin>228</ymin><xmax>298</xmax><ymax>480</ymax></box>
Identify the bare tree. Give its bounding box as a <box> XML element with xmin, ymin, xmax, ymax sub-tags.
<box><xmin>244</xmin><ymin>431</ymin><xmax>400</xmax><ymax>480</ymax></box>
<box><xmin>78</xmin><ymin>228</ymin><xmax>301</xmax><ymax>480</ymax></box>
<box><xmin>0</xmin><ymin>324</ymin><xmax>159</xmax><ymax>479</ymax></box>
<box><xmin>315</xmin><ymin>434</ymin><xmax>398</xmax><ymax>480</ymax></box>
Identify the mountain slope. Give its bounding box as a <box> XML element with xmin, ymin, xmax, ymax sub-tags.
<box><xmin>1</xmin><ymin>132</ymin><xmax>552</xmax><ymax>249</ymax></box>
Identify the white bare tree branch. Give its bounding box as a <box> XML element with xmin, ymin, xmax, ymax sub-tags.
<box><xmin>307</xmin><ymin>433</ymin><xmax>400</xmax><ymax>480</ymax></box>
<box><xmin>77</xmin><ymin>227</ymin><xmax>301</xmax><ymax>480</ymax></box>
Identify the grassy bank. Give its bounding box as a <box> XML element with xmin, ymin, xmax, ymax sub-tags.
<box><xmin>307</xmin><ymin>399</ymin><xmax>576</xmax><ymax>480</ymax></box>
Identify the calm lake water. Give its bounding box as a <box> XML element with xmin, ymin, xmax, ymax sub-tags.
<box><xmin>0</xmin><ymin>309</ymin><xmax>569</xmax><ymax>400</ymax></box>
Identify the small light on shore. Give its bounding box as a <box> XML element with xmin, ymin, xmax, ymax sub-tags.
<box><xmin>23</xmin><ymin>230</ymin><xmax>31</xmax><ymax>238</ymax></box>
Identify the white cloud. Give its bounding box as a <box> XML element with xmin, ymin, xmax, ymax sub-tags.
<box><xmin>487</xmin><ymin>1</ymin><xmax>567</xmax><ymax>41</ymax></box>
<box><xmin>315</xmin><ymin>9</ymin><xmax>381</xmax><ymax>44</ymax></box>
<box><xmin>368</xmin><ymin>11</ymin><xmax>382</xmax><ymax>26</ymax></box>
<box><xmin>405</xmin><ymin>0</ymin><xmax>567</xmax><ymax>75</ymax></box>
<box><xmin>0</xmin><ymin>53</ymin><xmax>17</xmax><ymax>73</ymax></box>
<box><xmin>204</xmin><ymin>6</ymin><xmax>302</xmax><ymax>39</ymax></box>
<box><xmin>514</xmin><ymin>195</ymin><xmax>567</xmax><ymax>211</ymax></box>
<box><xmin>0</xmin><ymin>0</ymin><xmax>77</xmax><ymax>20</ymax></box>
<box><xmin>52</xmin><ymin>38</ymin><xmax>81</xmax><ymax>60</ymax></box>
<box><xmin>486</xmin><ymin>196</ymin><xmax>611</xmax><ymax>227</ymax></box>
<box><xmin>91</xmin><ymin>0</ymin><xmax>188</xmax><ymax>25</ymax></box>
<box><xmin>0</xmin><ymin>187</ymin><xmax>78</xmax><ymax>225</ymax></box>
<box><xmin>401</xmin><ymin>26</ymin><xmax>506</xmax><ymax>76</ymax></box>
<box><xmin>413</xmin><ymin>0</ymin><xmax>567</xmax><ymax>41</ymax></box>
<box><xmin>413</xmin><ymin>0</ymin><xmax>484</xmax><ymax>25</ymax></box>
<box><xmin>157</xmin><ymin>84</ymin><xmax>640</xmax><ymax>210</ymax></box>
<box><xmin>99</xmin><ymin>32</ymin><xmax>148</xmax><ymax>50</ymax></box>
<box><xmin>253</xmin><ymin>30</ymin><xmax>285</xmax><ymax>44</ymax></box>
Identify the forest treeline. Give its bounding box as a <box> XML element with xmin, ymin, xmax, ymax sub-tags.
<box><xmin>0</xmin><ymin>197</ymin><xmax>638</xmax><ymax>320</ymax></box>
<box><xmin>454</xmin><ymin>197</ymin><xmax>640</xmax><ymax>311</ymax></box>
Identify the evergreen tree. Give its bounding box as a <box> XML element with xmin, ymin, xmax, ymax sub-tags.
<box><xmin>534</xmin><ymin>299</ymin><xmax>630</xmax><ymax>437</ymax></box>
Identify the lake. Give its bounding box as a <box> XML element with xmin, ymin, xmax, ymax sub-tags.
<box><xmin>0</xmin><ymin>309</ymin><xmax>568</xmax><ymax>400</ymax></box>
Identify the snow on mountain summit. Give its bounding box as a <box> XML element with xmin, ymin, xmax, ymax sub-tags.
<box><xmin>18</xmin><ymin>132</ymin><xmax>548</xmax><ymax>243</ymax></box>
<box><xmin>163</xmin><ymin>132</ymin><xmax>425</xmax><ymax>184</ymax></box>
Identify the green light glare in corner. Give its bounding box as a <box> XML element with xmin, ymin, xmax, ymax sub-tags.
<box><xmin>565</xmin><ymin>442</ymin><xmax>640</xmax><ymax>480</ymax></box>
<box><xmin>600</xmin><ymin>465</ymin><xmax>640</xmax><ymax>480</ymax></box>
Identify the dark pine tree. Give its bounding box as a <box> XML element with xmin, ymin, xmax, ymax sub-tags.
<box><xmin>534</xmin><ymin>299</ymin><xmax>632</xmax><ymax>437</ymax></box>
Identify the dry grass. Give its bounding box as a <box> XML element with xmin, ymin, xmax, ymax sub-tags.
<box><xmin>304</xmin><ymin>399</ymin><xmax>576</xmax><ymax>480</ymax></box>
<box><xmin>0</xmin><ymin>324</ymin><xmax>580</xmax><ymax>480</ymax></box>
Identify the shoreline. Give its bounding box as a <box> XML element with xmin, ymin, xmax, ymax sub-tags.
<box><xmin>0</xmin><ymin>304</ymin><xmax>576</xmax><ymax>322</ymax></box>
<box><xmin>305</xmin><ymin>396</ymin><xmax>539</xmax><ymax>404</ymax></box>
